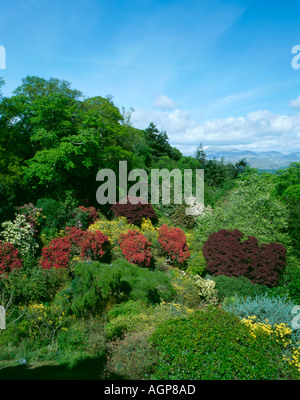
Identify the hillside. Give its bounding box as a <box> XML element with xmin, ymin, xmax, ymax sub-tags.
<box><xmin>203</xmin><ymin>147</ymin><xmax>300</xmax><ymax>170</ymax></box>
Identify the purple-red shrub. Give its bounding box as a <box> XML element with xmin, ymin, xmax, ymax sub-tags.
<box><xmin>111</xmin><ymin>196</ymin><xmax>157</xmax><ymax>226</ymax></box>
<box><xmin>202</xmin><ymin>229</ymin><xmax>286</xmax><ymax>287</ymax></box>
<box><xmin>0</xmin><ymin>241</ymin><xmax>23</xmax><ymax>276</ymax></box>
<box><xmin>157</xmin><ymin>224</ymin><xmax>190</xmax><ymax>266</ymax></box>
<box><xmin>118</xmin><ymin>229</ymin><xmax>152</xmax><ymax>268</ymax></box>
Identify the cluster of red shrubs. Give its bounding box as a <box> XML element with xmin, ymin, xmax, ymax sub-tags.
<box><xmin>157</xmin><ymin>224</ymin><xmax>190</xmax><ymax>266</ymax></box>
<box><xmin>0</xmin><ymin>241</ymin><xmax>23</xmax><ymax>276</ymax></box>
<box><xmin>111</xmin><ymin>196</ymin><xmax>157</xmax><ymax>225</ymax></box>
<box><xmin>118</xmin><ymin>229</ymin><xmax>152</xmax><ymax>268</ymax></box>
<box><xmin>40</xmin><ymin>227</ymin><xmax>110</xmax><ymax>269</ymax></box>
<box><xmin>202</xmin><ymin>229</ymin><xmax>286</xmax><ymax>287</ymax></box>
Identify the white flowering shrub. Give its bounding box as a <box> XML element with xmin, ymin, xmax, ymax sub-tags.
<box><xmin>1</xmin><ymin>214</ymin><xmax>39</xmax><ymax>256</ymax></box>
<box><xmin>185</xmin><ymin>196</ymin><xmax>213</xmax><ymax>217</ymax></box>
<box><xmin>193</xmin><ymin>274</ymin><xmax>218</xmax><ymax>305</ymax></box>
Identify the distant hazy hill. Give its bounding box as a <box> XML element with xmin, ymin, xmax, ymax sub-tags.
<box><xmin>204</xmin><ymin>147</ymin><xmax>300</xmax><ymax>170</ymax></box>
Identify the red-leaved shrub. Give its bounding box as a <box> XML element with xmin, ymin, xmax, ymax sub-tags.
<box><xmin>40</xmin><ymin>228</ymin><xmax>110</xmax><ymax>269</ymax></box>
<box><xmin>65</xmin><ymin>226</ymin><xmax>86</xmax><ymax>250</ymax></box>
<box><xmin>80</xmin><ymin>230</ymin><xmax>110</xmax><ymax>262</ymax></box>
<box><xmin>118</xmin><ymin>229</ymin><xmax>152</xmax><ymax>268</ymax></box>
<box><xmin>202</xmin><ymin>229</ymin><xmax>286</xmax><ymax>287</ymax></box>
<box><xmin>157</xmin><ymin>224</ymin><xmax>190</xmax><ymax>266</ymax></box>
<box><xmin>0</xmin><ymin>241</ymin><xmax>23</xmax><ymax>276</ymax></box>
<box><xmin>111</xmin><ymin>196</ymin><xmax>157</xmax><ymax>226</ymax></box>
<box><xmin>40</xmin><ymin>237</ymin><xmax>72</xmax><ymax>270</ymax></box>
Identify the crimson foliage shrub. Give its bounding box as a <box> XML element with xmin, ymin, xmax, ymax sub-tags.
<box><xmin>157</xmin><ymin>224</ymin><xmax>190</xmax><ymax>266</ymax></box>
<box><xmin>111</xmin><ymin>196</ymin><xmax>157</xmax><ymax>226</ymax></box>
<box><xmin>40</xmin><ymin>237</ymin><xmax>72</xmax><ymax>270</ymax></box>
<box><xmin>65</xmin><ymin>226</ymin><xmax>110</xmax><ymax>261</ymax></box>
<box><xmin>118</xmin><ymin>230</ymin><xmax>152</xmax><ymax>268</ymax></box>
<box><xmin>40</xmin><ymin>227</ymin><xmax>110</xmax><ymax>269</ymax></box>
<box><xmin>65</xmin><ymin>226</ymin><xmax>86</xmax><ymax>247</ymax></box>
<box><xmin>202</xmin><ymin>229</ymin><xmax>286</xmax><ymax>287</ymax></box>
<box><xmin>80</xmin><ymin>230</ymin><xmax>111</xmax><ymax>262</ymax></box>
<box><xmin>0</xmin><ymin>241</ymin><xmax>23</xmax><ymax>276</ymax></box>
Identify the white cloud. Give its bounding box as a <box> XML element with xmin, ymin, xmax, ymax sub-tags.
<box><xmin>153</xmin><ymin>94</ymin><xmax>176</xmax><ymax>110</ymax></box>
<box><xmin>290</xmin><ymin>95</ymin><xmax>300</xmax><ymax>108</ymax></box>
<box><xmin>131</xmin><ymin>107</ymin><xmax>300</xmax><ymax>154</ymax></box>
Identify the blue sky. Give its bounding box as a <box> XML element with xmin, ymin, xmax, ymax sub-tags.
<box><xmin>1</xmin><ymin>0</ymin><xmax>300</xmax><ymax>153</ymax></box>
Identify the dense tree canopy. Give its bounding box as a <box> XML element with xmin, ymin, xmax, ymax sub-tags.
<box><xmin>0</xmin><ymin>75</ymin><xmax>251</xmax><ymax>213</ymax></box>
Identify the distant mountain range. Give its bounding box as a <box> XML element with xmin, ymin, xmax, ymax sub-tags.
<box><xmin>204</xmin><ymin>147</ymin><xmax>300</xmax><ymax>170</ymax></box>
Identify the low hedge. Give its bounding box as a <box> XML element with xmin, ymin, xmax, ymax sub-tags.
<box><xmin>149</xmin><ymin>307</ymin><xmax>299</xmax><ymax>380</ymax></box>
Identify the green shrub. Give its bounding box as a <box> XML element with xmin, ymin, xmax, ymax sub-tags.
<box><xmin>104</xmin><ymin>302</ymin><xmax>193</xmax><ymax>341</ymax></box>
<box><xmin>284</xmin><ymin>254</ymin><xmax>300</xmax><ymax>304</ymax></box>
<box><xmin>196</xmin><ymin>171</ymin><xmax>291</xmax><ymax>247</ymax></box>
<box><xmin>107</xmin><ymin>300</ymin><xmax>146</xmax><ymax>319</ymax></box>
<box><xmin>105</xmin><ymin>330</ymin><xmax>157</xmax><ymax>379</ymax></box>
<box><xmin>150</xmin><ymin>307</ymin><xmax>299</xmax><ymax>380</ymax></box>
<box><xmin>212</xmin><ymin>275</ymin><xmax>269</xmax><ymax>302</ymax></box>
<box><xmin>18</xmin><ymin>302</ymin><xmax>73</xmax><ymax>349</ymax></box>
<box><xmin>7</xmin><ymin>266</ymin><xmax>53</xmax><ymax>305</ymax></box>
<box><xmin>170</xmin><ymin>204</ymin><xmax>197</xmax><ymax>229</ymax></box>
<box><xmin>56</xmin><ymin>319</ymin><xmax>89</xmax><ymax>353</ymax></box>
<box><xmin>185</xmin><ymin>251</ymin><xmax>206</xmax><ymax>276</ymax></box>
<box><xmin>36</xmin><ymin>198</ymin><xmax>66</xmax><ymax>237</ymax></box>
<box><xmin>167</xmin><ymin>268</ymin><xmax>202</xmax><ymax>309</ymax></box>
<box><xmin>68</xmin><ymin>259</ymin><xmax>175</xmax><ymax>317</ymax></box>
<box><xmin>4</xmin><ymin>257</ymin><xmax>70</xmax><ymax>306</ymax></box>
<box><xmin>65</xmin><ymin>207</ymin><xmax>90</xmax><ymax>230</ymax></box>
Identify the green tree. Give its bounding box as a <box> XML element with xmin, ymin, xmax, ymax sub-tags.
<box><xmin>0</xmin><ymin>76</ymin><xmax>145</xmax><ymax>204</ymax></box>
<box><xmin>196</xmin><ymin>170</ymin><xmax>291</xmax><ymax>247</ymax></box>
<box><xmin>194</xmin><ymin>143</ymin><xmax>207</xmax><ymax>167</ymax></box>
<box><xmin>275</xmin><ymin>162</ymin><xmax>300</xmax><ymax>256</ymax></box>
<box><xmin>143</xmin><ymin>122</ymin><xmax>181</xmax><ymax>164</ymax></box>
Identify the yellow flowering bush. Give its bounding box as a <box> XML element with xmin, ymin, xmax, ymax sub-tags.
<box><xmin>184</xmin><ymin>232</ymin><xmax>193</xmax><ymax>248</ymax></box>
<box><xmin>241</xmin><ymin>316</ymin><xmax>300</xmax><ymax>373</ymax></box>
<box><xmin>186</xmin><ymin>250</ymin><xmax>207</xmax><ymax>276</ymax></box>
<box><xmin>89</xmin><ymin>217</ymin><xmax>137</xmax><ymax>256</ymax></box>
<box><xmin>140</xmin><ymin>218</ymin><xmax>159</xmax><ymax>245</ymax></box>
<box><xmin>140</xmin><ymin>218</ymin><xmax>156</xmax><ymax>232</ymax></box>
<box><xmin>169</xmin><ymin>269</ymin><xmax>218</xmax><ymax>307</ymax></box>
<box><xmin>40</xmin><ymin>228</ymin><xmax>65</xmax><ymax>247</ymax></box>
<box><xmin>88</xmin><ymin>217</ymin><xmax>158</xmax><ymax>259</ymax></box>
<box><xmin>20</xmin><ymin>302</ymin><xmax>73</xmax><ymax>349</ymax></box>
